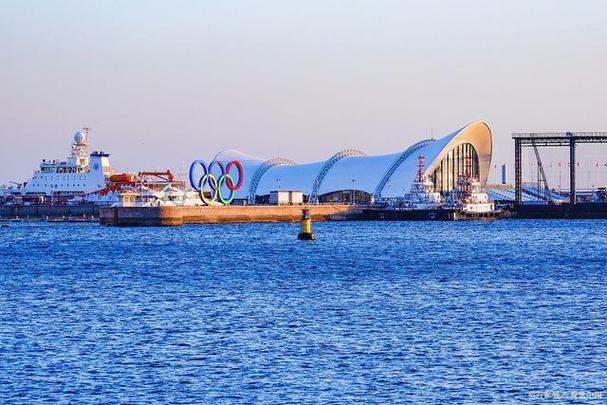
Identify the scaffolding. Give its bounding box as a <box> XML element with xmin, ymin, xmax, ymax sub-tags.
<box><xmin>512</xmin><ymin>132</ymin><xmax>607</xmax><ymax>205</ymax></box>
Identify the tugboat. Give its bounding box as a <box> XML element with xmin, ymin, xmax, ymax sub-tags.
<box><xmin>359</xmin><ymin>155</ymin><xmax>498</xmax><ymax>221</ymax></box>
<box><xmin>446</xmin><ymin>157</ymin><xmax>495</xmax><ymax>214</ymax></box>
<box><xmin>404</xmin><ymin>155</ymin><xmax>443</xmax><ymax>210</ymax></box>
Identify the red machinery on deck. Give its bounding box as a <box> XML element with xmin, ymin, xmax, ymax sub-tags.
<box><xmin>108</xmin><ymin>170</ymin><xmax>185</xmax><ymax>189</ymax></box>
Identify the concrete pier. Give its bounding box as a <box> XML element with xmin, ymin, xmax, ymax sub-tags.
<box><xmin>512</xmin><ymin>202</ymin><xmax>607</xmax><ymax>219</ymax></box>
<box><xmin>357</xmin><ymin>208</ymin><xmax>503</xmax><ymax>221</ymax></box>
<box><xmin>0</xmin><ymin>204</ymin><xmax>99</xmax><ymax>219</ymax></box>
<box><xmin>99</xmin><ymin>205</ymin><xmax>359</xmax><ymax>226</ymax></box>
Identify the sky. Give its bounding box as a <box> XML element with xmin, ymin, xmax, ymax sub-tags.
<box><xmin>1</xmin><ymin>0</ymin><xmax>607</xmax><ymax>185</ymax></box>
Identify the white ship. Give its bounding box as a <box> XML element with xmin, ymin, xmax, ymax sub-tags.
<box><xmin>447</xmin><ymin>158</ymin><xmax>495</xmax><ymax>214</ymax></box>
<box><xmin>404</xmin><ymin>155</ymin><xmax>443</xmax><ymax>210</ymax></box>
<box><xmin>68</xmin><ymin>171</ymin><xmax>201</xmax><ymax>207</ymax></box>
<box><xmin>20</xmin><ymin>129</ymin><xmax>113</xmax><ymax>202</ymax></box>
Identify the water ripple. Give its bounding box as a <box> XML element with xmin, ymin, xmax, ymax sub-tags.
<box><xmin>0</xmin><ymin>220</ymin><xmax>606</xmax><ymax>403</ymax></box>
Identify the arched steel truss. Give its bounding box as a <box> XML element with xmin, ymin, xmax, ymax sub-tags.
<box><xmin>247</xmin><ymin>157</ymin><xmax>296</xmax><ymax>203</ymax></box>
<box><xmin>373</xmin><ymin>139</ymin><xmax>434</xmax><ymax>201</ymax></box>
<box><xmin>308</xmin><ymin>149</ymin><xmax>367</xmax><ymax>203</ymax></box>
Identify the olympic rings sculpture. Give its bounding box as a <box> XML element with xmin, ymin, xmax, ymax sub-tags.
<box><xmin>188</xmin><ymin>160</ymin><xmax>244</xmax><ymax>205</ymax></box>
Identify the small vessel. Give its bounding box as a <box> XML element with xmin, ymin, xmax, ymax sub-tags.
<box><xmin>71</xmin><ymin>171</ymin><xmax>200</xmax><ymax>207</ymax></box>
<box><xmin>446</xmin><ymin>158</ymin><xmax>495</xmax><ymax>214</ymax></box>
<box><xmin>403</xmin><ymin>155</ymin><xmax>443</xmax><ymax>210</ymax></box>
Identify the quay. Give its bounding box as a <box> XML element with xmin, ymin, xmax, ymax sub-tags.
<box><xmin>512</xmin><ymin>203</ymin><xmax>607</xmax><ymax>219</ymax></box>
<box><xmin>356</xmin><ymin>208</ymin><xmax>503</xmax><ymax>221</ymax></box>
<box><xmin>99</xmin><ymin>204</ymin><xmax>360</xmax><ymax>226</ymax></box>
<box><xmin>0</xmin><ymin>204</ymin><xmax>98</xmax><ymax>220</ymax></box>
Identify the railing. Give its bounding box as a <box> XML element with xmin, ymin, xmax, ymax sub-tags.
<box><xmin>513</xmin><ymin>132</ymin><xmax>607</xmax><ymax>139</ymax></box>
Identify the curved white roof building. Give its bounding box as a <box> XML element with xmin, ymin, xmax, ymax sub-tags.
<box><xmin>212</xmin><ymin>121</ymin><xmax>492</xmax><ymax>203</ymax></box>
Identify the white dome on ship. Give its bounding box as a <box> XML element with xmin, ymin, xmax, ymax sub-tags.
<box><xmin>73</xmin><ymin>131</ymin><xmax>87</xmax><ymax>144</ymax></box>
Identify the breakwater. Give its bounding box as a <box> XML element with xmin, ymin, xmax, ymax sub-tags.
<box><xmin>512</xmin><ymin>202</ymin><xmax>607</xmax><ymax>219</ymax></box>
<box><xmin>0</xmin><ymin>204</ymin><xmax>98</xmax><ymax>219</ymax></box>
<box><xmin>357</xmin><ymin>208</ymin><xmax>503</xmax><ymax>221</ymax></box>
<box><xmin>99</xmin><ymin>205</ymin><xmax>360</xmax><ymax>226</ymax></box>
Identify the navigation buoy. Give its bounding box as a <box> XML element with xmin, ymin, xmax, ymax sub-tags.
<box><xmin>298</xmin><ymin>208</ymin><xmax>316</xmax><ymax>240</ymax></box>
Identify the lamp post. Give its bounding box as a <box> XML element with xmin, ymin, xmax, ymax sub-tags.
<box><xmin>351</xmin><ymin>178</ymin><xmax>356</xmax><ymax>205</ymax></box>
<box><xmin>275</xmin><ymin>178</ymin><xmax>281</xmax><ymax>205</ymax></box>
<box><xmin>558</xmin><ymin>162</ymin><xmax>562</xmax><ymax>194</ymax></box>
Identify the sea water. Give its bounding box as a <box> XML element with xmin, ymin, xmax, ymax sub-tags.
<box><xmin>0</xmin><ymin>220</ymin><xmax>605</xmax><ymax>403</ymax></box>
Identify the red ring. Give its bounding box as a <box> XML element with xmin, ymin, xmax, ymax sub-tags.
<box><xmin>225</xmin><ymin>160</ymin><xmax>244</xmax><ymax>190</ymax></box>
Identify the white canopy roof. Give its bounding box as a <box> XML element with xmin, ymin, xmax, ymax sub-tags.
<box><xmin>202</xmin><ymin>121</ymin><xmax>492</xmax><ymax>200</ymax></box>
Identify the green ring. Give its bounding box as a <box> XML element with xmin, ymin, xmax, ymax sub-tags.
<box><xmin>218</xmin><ymin>174</ymin><xmax>235</xmax><ymax>205</ymax></box>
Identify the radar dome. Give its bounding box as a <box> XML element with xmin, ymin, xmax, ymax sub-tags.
<box><xmin>73</xmin><ymin>131</ymin><xmax>87</xmax><ymax>144</ymax></box>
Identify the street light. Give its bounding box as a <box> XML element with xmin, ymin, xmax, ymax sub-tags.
<box><xmin>351</xmin><ymin>178</ymin><xmax>356</xmax><ymax>205</ymax></box>
<box><xmin>275</xmin><ymin>178</ymin><xmax>281</xmax><ymax>205</ymax></box>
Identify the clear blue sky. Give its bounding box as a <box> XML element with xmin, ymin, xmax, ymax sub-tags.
<box><xmin>2</xmin><ymin>0</ymin><xmax>606</xmax><ymax>185</ymax></box>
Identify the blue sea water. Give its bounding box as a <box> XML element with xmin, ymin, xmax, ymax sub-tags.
<box><xmin>0</xmin><ymin>219</ymin><xmax>606</xmax><ymax>403</ymax></box>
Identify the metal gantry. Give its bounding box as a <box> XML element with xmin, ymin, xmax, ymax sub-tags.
<box><xmin>373</xmin><ymin>138</ymin><xmax>434</xmax><ymax>201</ymax></box>
<box><xmin>308</xmin><ymin>149</ymin><xmax>367</xmax><ymax>204</ymax></box>
<box><xmin>512</xmin><ymin>132</ymin><xmax>607</xmax><ymax>205</ymax></box>
<box><xmin>247</xmin><ymin>158</ymin><xmax>296</xmax><ymax>204</ymax></box>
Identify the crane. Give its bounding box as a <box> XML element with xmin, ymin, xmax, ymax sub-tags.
<box><xmin>531</xmin><ymin>141</ymin><xmax>552</xmax><ymax>202</ymax></box>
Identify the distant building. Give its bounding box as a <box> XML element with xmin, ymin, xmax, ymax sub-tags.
<box><xmin>212</xmin><ymin>120</ymin><xmax>493</xmax><ymax>204</ymax></box>
<box><xmin>269</xmin><ymin>190</ymin><xmax>304</xmax><ymax>205</ymax></box>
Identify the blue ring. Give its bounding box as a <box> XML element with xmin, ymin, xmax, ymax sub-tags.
<box><xmin>207</xmin><ymin>161</ymin><xmax>225</xmax><ymax>192</ymax></box>
<box><xmin>189</xmin><ymin>160</ymin><xmax>208</xmax><ymax>192</ymax></box>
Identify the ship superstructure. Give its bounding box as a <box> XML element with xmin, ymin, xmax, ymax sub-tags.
<box><xmin>404</xmin><ymin>155</ymin><xmax>443</xmax><ymax>209</ymax></box>
<box><xmin>446</xmin><ymin>157</ymin><xmax>495</xmax><ymax>213</ymax></box>
<box><xmin>20</xmin><ymin>129</ymin><xmax>113</xmax><ymax>202</ymax></box>
<box><xmin>72</xmin><ymin>171</ymin><xmax>200</xmax><ymax>207</ymax></box>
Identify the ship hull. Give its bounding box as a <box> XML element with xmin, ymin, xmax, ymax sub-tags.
<box><xmin>358</xmin><ymin>208</ymin><xmax>501</xmax><ymax>221</ymax></box>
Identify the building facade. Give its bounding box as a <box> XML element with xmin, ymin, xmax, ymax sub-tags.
<box><xmin>209</xmin><ymin>121</ymin><xmax>492</xmax><ymax>204</ymax></box>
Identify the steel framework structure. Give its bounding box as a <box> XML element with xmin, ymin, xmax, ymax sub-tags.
<box><xmin>308</xmin><ymin>149</ymin><xmax>367</xmax><ymax>203</ymax></box>
<box><xmin>247</xmin><ymin>157</ymin><xmax>296</xmax><ymax>204</ymax></box>
<box><xmin>512</xmin><ymin>132</ymin><xmax>607</xmax><ymax>205</ymax></box>
<box><xmin>373</xmin><ymin>138</ymin><xmax>434</xmax><ymax>201</ymax></box>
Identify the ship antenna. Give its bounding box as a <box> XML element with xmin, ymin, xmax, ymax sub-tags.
<box><xmin>416</xmin><ymin>154</ymin><xmax>425</xmax><ymax>182</ymax></box>
<box><xmin>464</xmin><ymin>155</ymin><xmax>472</xmax><ymax>178</ymax></box>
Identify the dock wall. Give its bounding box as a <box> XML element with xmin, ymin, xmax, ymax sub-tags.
<box><xmin>99</xmin><ymin>205</ymin><xmax>359</xmax><ymax>226</ymax></box>
<box><xmin>513</xmin><ymin>203</ymin><xmax>607</xmax><ymax>219</ymax></box>
<box><xmin>0</xmin><ymin>204</ymin><xmax>99</xmax><ymax>219</ymax></box>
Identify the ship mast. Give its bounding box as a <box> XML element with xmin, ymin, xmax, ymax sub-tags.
<box><xmin>464</xmin><ymin>155</ymin><xmax>472</xmax><ymax>178</ymax></box>
<box><xmin>416</xmin><ymin>154</ymin><xmax>425</xmax><ymax>182</ymax></box>
<box><xmin>71</xmin><ymin>127</ymin><xmax>91</xmax><ymax>167</ymax></box>
<box><xmin>457</xmin><ymin>156</ymin><xmax>473</xmax><ymax>198</ymax></box>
